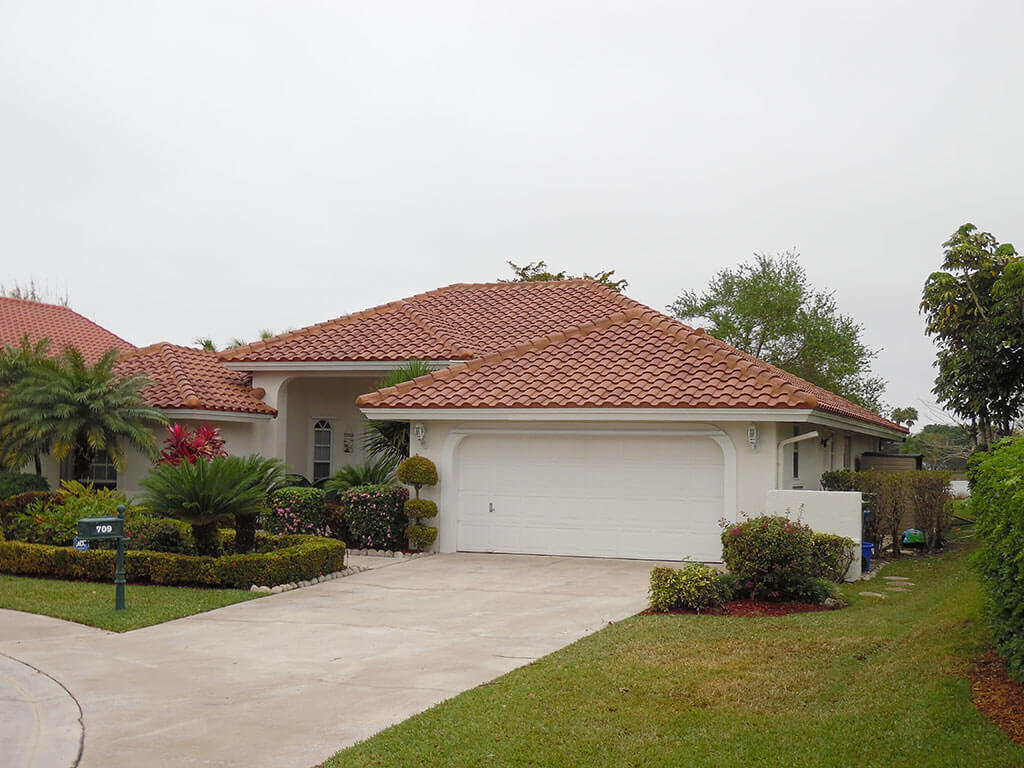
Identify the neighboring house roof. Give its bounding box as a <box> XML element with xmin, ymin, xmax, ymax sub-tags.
<box><xmin>0</xmin><ymin>296</ymin><xmax>135</xmax><ymax>361</ymax></box>
<box><xmin>356</xmin><ymin>304</ymin><xmax>907</xmax><ymax>434</ymax></box>
<box><xmin>116</xmin><ymin>343</ymin><xmax>277</xmax><ymax>416</ymax></box>
<box><xmin>219</xmin><ymin>280</ymin><xmax>642</xmax><ymax>363</ymax></box>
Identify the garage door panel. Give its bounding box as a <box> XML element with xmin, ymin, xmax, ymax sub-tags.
<box><xmin>456</xmin><ymin>433</ymin><xmax>725</xmax><ymax>562</ymax></box>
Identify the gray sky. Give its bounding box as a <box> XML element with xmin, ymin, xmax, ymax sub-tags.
<box><xmin>2</xmin><ymin>1</ymin><xmax>1021</xmax><ymax>424</ymax></box>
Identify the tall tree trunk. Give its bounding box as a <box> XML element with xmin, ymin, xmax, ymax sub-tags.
<box><xmin>235</xmin><ymin>514</ymin><xmax>257</xmax><ymax>554</ymax></box>
<box><xmin>33</xmin><ymin>453</ymin><xmax>41</xmax><ymax>475</ymax></box>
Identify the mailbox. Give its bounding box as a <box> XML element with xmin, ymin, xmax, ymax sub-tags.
<box><xmin>76</xmin><ymin>516</ymin><xmax>125</xmax><ymax>541</ymax></box>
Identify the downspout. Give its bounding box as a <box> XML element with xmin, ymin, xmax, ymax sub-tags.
<box><xmin>776</xmin><ymin>431</ymin><xmax>820</xmax><ymax>489</ymax></box>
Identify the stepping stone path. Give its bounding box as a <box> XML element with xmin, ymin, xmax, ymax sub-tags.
<box><xmin>859</xmin><ymin>592</ymin><xmax>887</xmax><ymax>598</ymax></box>
<box><xmin>885</xmin><ymin>587</ymin><xmax>911</xmax><ymax>592</ymax></box>
<box><xmin>883</xmin><ymin>576</ymin><xmax>911</xmax><ymax>581</ymax></box>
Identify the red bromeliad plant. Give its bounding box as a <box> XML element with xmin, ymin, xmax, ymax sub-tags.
<box><xmin>159</xmin><ymin>423</ymin><xmax>228</xmax><ymax>466</ymax></box>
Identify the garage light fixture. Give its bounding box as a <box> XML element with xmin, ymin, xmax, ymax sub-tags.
<box><xmin>412</xmin><ymin>422</ymin><xmax>427</xmax><ymax>446</ymax></box>
<box><xmin>747</xmin><ymin>423</ymin><xmax>759</xmax><ymax>451</ymax></box>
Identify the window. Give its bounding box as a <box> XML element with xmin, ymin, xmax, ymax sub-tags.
<box><xmin>88</xmin><ymin>450</ymin><xmax>117</xmax><ymax>490</ymax></box>
<box><xmin>793</xmin><ymin>439</ymin><xmax>800</xmax><ymax>480</ymax></box>
<box><xmin>313</xmin><ymin>420</ymin><xmax>332</xmax><ymax>483</ymax></box>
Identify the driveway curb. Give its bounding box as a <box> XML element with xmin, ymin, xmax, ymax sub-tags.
<box><xmin>0</xmin><ymin>652</ymin><xmax>83</xmax><ymax>768</ymax></box>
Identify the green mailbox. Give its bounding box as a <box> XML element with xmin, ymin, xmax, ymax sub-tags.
<box><xmin>76</xmin><ymin>516</ymin><xmax>125</xmax><ymax>541</ymax></box>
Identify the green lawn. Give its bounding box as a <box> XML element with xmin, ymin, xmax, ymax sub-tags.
<box><xmin>0</xmin><ymin>574</ymin><xmax>260</xmax><ymax>632</ymax></box>
<box><xmin>324</xmin><ymin>542</ymin><xmax>1023</xmax><ymax>768</ymax></box>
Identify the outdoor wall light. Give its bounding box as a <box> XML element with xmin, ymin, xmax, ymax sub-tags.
<box><xmin>747</xmin><ymin>423</ymin><xmax>759</xmax><ymax>451</ymax></box>
<box><xmin>412</xmin><ymin>422</ymin><xmax>427</xmax><ymax>446</ymax></box>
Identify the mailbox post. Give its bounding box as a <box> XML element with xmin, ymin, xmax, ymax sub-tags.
<box><xmin>75</xmin><ymin>504</ymin><xmax>128</xmax><ymax>611</ymax></box>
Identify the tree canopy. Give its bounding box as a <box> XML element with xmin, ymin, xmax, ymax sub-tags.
<box><xmin>670</xmin><ymin>251</ymin><xmax>885</xmax><ymax>412</ymax></box>
<box><xmin>890</xmin><ymin>407</ymin><xmax>919</xmax><ymax>428</ymax></box>
<box><xmin>501</xmin><ymin>261</ymin><xmax>628</xmax><ymax>292</ymax></box>
<box><xmin>920</xmin><ymin>223</ymin><xmax>1023</xmax><ymax>446</ymax></box>
<box><xmin>899</xmin><ymin>423</ymin><xmax>971</xmax><ymax>472</ymax></box>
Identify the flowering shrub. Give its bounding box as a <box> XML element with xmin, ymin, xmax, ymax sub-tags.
<box><xmin>265</xmin><ymin>487</ymin><xmax>326</xmax><ymax>536</ymax></box>
<box><xmin>720</xmin><ymin>515</ymin><xmax>815</xmax><ymax>601</ymax></box>
<box><xmin>648</xmin><ymin>564</ymin><xmax>729</xmax><ymax>613</ymax></box>
<box><xmin>159</xmin><ymin>423</ymin><xmax>228</xmax><ymax>465</ymax></box>
<box><xmin>810</xmin><ymin>532</ymin><xmax>856</xmax><ymax>583</ymax></box>
<box><xmin>340</xmin><ymin>483</ymin><xmax>409</xmax><ymax>551</ymax></box>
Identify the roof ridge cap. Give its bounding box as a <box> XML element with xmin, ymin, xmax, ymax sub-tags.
<box><xmin>398</xmin><ymin>303</ymin><xmax>474</xmax><ymax>359</ymax></box>
<box><xmin>158</xmin><ymin>343</ymin><xmax>204</xmax><ymax>409</ymax></box>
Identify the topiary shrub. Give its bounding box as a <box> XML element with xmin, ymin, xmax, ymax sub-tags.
<box><xmin>0</xmin><ymin>472</ymin><xmax>49</xmax><ymax>501</ymax></box>
<box><xmin>396</xmin><ymin>456</ymin><xmax>438</xmax><ymax>497</ymax></box>
<box><xmin>648</xmin><ymin>564</ymin><xmax>729</xmax><ymax>613</ymax></box>
<box><xmin>404</xmin><ymin>498</ymin><xmax>438</xmax><ymax>520</ymax></box>
<box><xmin>810</xmin><ymin>532</ymin><xmax>856</xmax><ymax>583</ymax></box>
<box><xmin>971</xmin><ymin>436</ymin><xmax>1024</xmax><ymax>683</ymax></box>
<box><xmin>265</xmin><ymin>487</ymin><xmax>327</xmax><ymax>536</ymax></box>
<box><xmin>720</xmin><ymin>515</ymin><xmax>815</xmax><ymax>601</ymax></box>
<box><xmin>407</xmin><ymin>524</ymin><xmax>438</xmax><ymax>550</ymax></box>
<box><xmin>339</xmin><ymin>484</ymin><xmax>409</xmax><ymax>551</ymax></box>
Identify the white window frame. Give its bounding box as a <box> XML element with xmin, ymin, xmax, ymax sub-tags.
<box><xmin>312</xmin><ymin>419</ymin><xmax>333</xmax><ymax>484</ymax></box>
<box><xmin>88</xmin><ymin>449</ymin><xmax>118</xmax><ymax>489</ymax></box>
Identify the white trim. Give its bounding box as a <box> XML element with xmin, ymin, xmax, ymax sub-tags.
<box><xmin>223</xmin><ymin>360</ymin><xmax>460</xmax><ymax>373</ymax></box>
<box><xmin>437</xmin><ymin>422</ymin><xmax>737</xmax><ymax>555</ymax></box>
<box><xmin>806</xmin><ymin>412</ymin><xmax>906</xmax><ymax>440</ymax></box>
<box><xmin>160</xmin><ymin>409</ymin><xmax>273</xmax><ymax>423</ymax></box>
<box><xmin>361</xmin><ymin>407</ymin><xmax>816</xmax><ymax>423</ymax></box>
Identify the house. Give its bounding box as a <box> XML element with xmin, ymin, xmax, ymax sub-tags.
<box><xmin>3</xmin><ymin>282</ymin><xmax>906</xmax><ymax>563</ymax></box>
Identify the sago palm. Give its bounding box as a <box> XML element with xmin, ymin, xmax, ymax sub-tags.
<box><xmin>140</xmin><ymin>455</ymin><xmax>287</xmax><ymax>555</ymax></box>
<box><xmin>324</xmin><ymin>454</ymin><xmax>399</xmax><ymax>493</ymax></box>
<box><xmin>0</xmin><ymin>347</ymin><xmax>166</xmax><ymax>477</ymax></box>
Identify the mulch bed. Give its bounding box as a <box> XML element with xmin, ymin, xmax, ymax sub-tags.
<box><xmin>970</xmin><ymin>651</ymin><xmax>1024</xmax><ymax>747</ymax></box>
<box><xmin>643</xmin><ymin>599</ymin><xmax>832</xmax><ymax>617</ymax></box>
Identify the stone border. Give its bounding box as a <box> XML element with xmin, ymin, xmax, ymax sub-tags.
<box><xmin>249</xmin><ymin>565</ymin><xmax>366</xmax><ymax>594</ymax></box>
<box><xmin>346</xmin><ymin>549</ymin><xmax>434</xmax><ymax>559</ymax></box>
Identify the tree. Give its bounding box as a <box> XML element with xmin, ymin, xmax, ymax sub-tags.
<box><xmin>899</xmin><ymin>423</ymin><xmax>972</xmax><ymax>471</ymax></box>
<box><xmin>0</xmin><ymin>280</ymin><xmax>69</xmax><ymax>306</ymax></box>
<box><xmin>0</xmin><ymin>347</ymin><xmax>167</xmax><ymax>479</ymax></box>
<box><xmin>362</xmin><ymin>360</ymin><xmax>434</xmax><ymax>461</ymax></box>
<box><xmin>501</xmin><ymin>261</ymin><xmax>628</xmax><ymax>293</ymax></box>
<box><xmin>670</xmin><ymin>251</ymin><xmax>885</xmax><ymax>411</ymax></box>
<box><xmin>0</xmin><ymin>335</ymin><xmax>56</xmax><ymax>474</ymax></box>
<box><xmin>890</xmin><ymin>407</ymin><xmax>919</xmax><ymax>428</ymax></box>
<box><xmin>193</xmin><ymin>337</ymin><xmax>217</xmax><ymax>351</ymax></box>
<box><xmin>140</xmin><ymin>454</ymin><xmax>286</xmax><ymax>555</ymax></box>
<box><xmin>921</xmin><ymin>224</ymin><xmax>1024</xmax><ymax>446</ymax></box>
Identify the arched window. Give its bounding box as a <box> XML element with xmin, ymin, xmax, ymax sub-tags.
<box><xmin>313</xmin><ymin>420</ymin><xmax>332</xmax><ymax>483</ymax></box>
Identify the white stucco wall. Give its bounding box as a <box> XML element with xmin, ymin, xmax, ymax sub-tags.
<box><xmin>766</xmin><ymin>489</ymin><xmax>863</xmax><ymax>581</ymax></box>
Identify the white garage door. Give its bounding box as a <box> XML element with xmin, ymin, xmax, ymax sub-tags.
<box><xmin>455</xmin><ymin>433</ymin><xmax>725</xmax><ymax>561</ymax></box>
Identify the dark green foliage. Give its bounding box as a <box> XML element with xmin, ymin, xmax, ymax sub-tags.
<box><xmin>0</xmin><ymin>535</ymin><xmax>345</xmax><ymax>589</ymax></box>
<box><xmin>820</xmin><ymin>469</ymin><xmax>859</xmax><ymax>491</ymax></box>
<box><xmin>0</xmin><ymin>490</ymin><xmax>61</xmax><ymax>537</ymax></box>
<box><xmin>140</xmin><ymin>454</ymin><xmax>287</xmax><ymax>555</ymax></box>
<box><xmin>0</xmin><ymin>472</ymin><xmax>49</xmax><ymax>501</ymax></box>
<box><xmin>362</xmin><ymin>361</ymin><xmax>434</xmax><ymax>461</ymax></box>
<box><xmin>899</xmin><ymin>424</ymin><xmax>972</xmax><ymax>471</ymax></box>
<box><xmin>3</xmin><ymin>495</ymin><xmax>77</xmax><ymax>545</ymax></box>
<box><xmin>265</xmin><ymin>487</ymin><xmax>328</xmax><ymax>536</ymax></box>
<box><xmin>969</xmin><ymin>436</ymin><xmax>1024</xmax><ymax>683</ymax></box>
<box><xmin>126</xmin><ymin>516</ymin><xmax>196</xmax><ymax>554</ymax></box>
<box><xmin>501</xmin><ymin>260</ymin><xmax>628</xmax><ymax>292</ymax></box>
<box><xmin>396</xmin><ymin>455</ymin><xmax>438</xmax><ymax>496</ymax></box>
<box><xmin>810</xmin><ymin>533</ymin><xmax>856</xmax><ymax>582</ymax></box>
<box><xmin>720</xmin><ymin>515</ymin><xmax>815</xmax><ymax>601</ymax></box>
<box><xmin>648</xmin><ymin>564</ymin><xmax>729</xmax><ymax>613</ymax></box>
<box><xmin>325</xmin><ymin>455</ymin><xmax>399</xmax><ymax>494</ymax></box>
<box><xmin>671</xmin><ymin>251</ymin><xmax>885</xmax><ymax>411</ymax></box>
<box><xmin>406</xmin><ymin>524</ymin><xmax>438</xmax><ymax>550</ymax></box>
<box><xmin>340</xmin><ymin>484</ymin><xmax>409</xmax><ymax>551</ymax></box>
<box><xmin>404</xmin><ymin>498</ymin><xmax>438</xmax><ymax>520</ymax></box>
<box><xmin>325</xmin><ymin>502</ymin><xmax>351</xmax><ymax>544</ymax></box>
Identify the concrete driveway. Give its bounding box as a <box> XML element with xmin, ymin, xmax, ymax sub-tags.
<box><xmin>0</xmin><ymin>553</ymin><xmax>659</xmax><ymax>768</ymax></box>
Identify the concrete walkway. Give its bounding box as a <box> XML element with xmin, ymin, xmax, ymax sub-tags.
<box><xmin>0</xmin><ymin>553</ymin><xmax>660</xmax><ymax>768</ymax></box>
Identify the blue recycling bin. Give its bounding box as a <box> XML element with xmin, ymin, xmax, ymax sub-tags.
<box><xmin>862</xmin><ymin>541</ymin><xmax>875</xmax><ymax>572</ymax></box>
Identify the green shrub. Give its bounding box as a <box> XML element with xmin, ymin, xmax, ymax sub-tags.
<box><xmin>0</xmin><ymin>490</ymin><xmax>62</xmax><ymax>537</ymax></box>
<box><xmin>648</xmin><ymin>564</ymin><xmax>728</xmax><ymax>613</ymax></box>
<box><xmin>10</xmin><ymin>497</ymin><xmax>80</xmax><ymax>546</ymax></box>
<box><xmin>396</xmin><ymin>456</ymin><xmax>438</xmax><ymax>496</ymax></box>
<box><xmin>820</xmin><ymin>469</ymin><xmax>858</xmax><ymax>491</ymax></box>
<box><xmin>325</xmin><ymin>502</ymin><xmax>351</xmax><ymax>544</ymax></box>
<box><xmin>265</xmin><ymin>487</ymin><xmax>327</xmax><ymax>536</ymax></box>
<box><xmin>407</xmin><ymin>524</ymin><xmax>438</xmax><ymax>550</ymax></box>
<box><xmin>325</xmin><ymin>456</ymin><xmax>399</xmax><ymax>494</ymax></box>
<box><xmin>720</xmin><ymin>515</ymin><xmax>815</xmax><ymax>601</ymax></box>
<box><xmin>0</xmin><ymin>472</ymin><xmax>49</xmax><ymax>501</ymax></box>
<box><xmin>810</xmin><ymin>532</ymin><xmax>856</xmax><ymax>583</ymax></box>
<box><xmin>126</xmin><ymin>516</ymin><xmax>196</xmax><ymax>554</ymax></box>
<box><xmin>404</xmin><ymin>498</ymin><xmax>438</xmax><ymax>520</ymax></box>
<box><xmin>971</xmin><ymin>436</ymin><xmax>1024</xmax><ymax>683</ymax></box>
<box><xmin>340</xmin><ymin>484</ymin><xmax>409</xmax><ymax>551</ymax></box>
<box><xmin>0</xmin><ymin>535</ymin><xmax>346</xmax><ymax>588</ymax></box>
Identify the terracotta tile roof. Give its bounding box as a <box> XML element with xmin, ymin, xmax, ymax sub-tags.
<box><xmin>356</xmin><ymin>306</ymin><xmax>907</xmax><ymax>433</ymax></box>
<box><xmin>116</xmin><ymin>344</ymin><xmax>276</xmax><ymax>416</ymax></box>
<box><xmin>0</xmin><ymin>296</ymin><xmax>135</xmax><ymax>362</ymax></box>
<box><xmin>218</xmin><ymin>280</ymin><xmax>643</xmax><ymax>363</ymax></box>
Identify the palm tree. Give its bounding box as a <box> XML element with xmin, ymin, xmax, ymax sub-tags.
<box><xmin>362</xmin><ymin>360</ymin><xmax>434</xmax><ymax>461</ymax></box>
<box><xmin>193</xmin><ymin>337</ymin><xmax>217</xmax><ymax>351</ymax></box>
<box><xmin>0</xmin><ymin>335</ymin><xmax>56</xmax><ymax>474</ymax></box>
<box><xmin>0</xmin><ymin>347</ymin><xmax>167</xmax><ymax>479</ymax></box>
<box><xmin>140</xmin><ymin>454</ymin><xmax>287</xmax><ymax>555</ymax></box>
<box><xmin>324</xmin><ymin>454</ymin><xmax>399</xmax><ymax>493</ymax></box>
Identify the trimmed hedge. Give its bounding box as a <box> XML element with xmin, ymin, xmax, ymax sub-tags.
<box><xmin>0</xmin><ymin>535</ymin><xmax>346</xmax><ymax>589</ymax></box>
<box><xmin>0</xmin><ymin>472</ymin><xmax>49</xmax><ymax>501</ymax></box>
<box><xmin>971</xmin><ymin>436</ymin><xmax>1024</xmax><ymax>683</ymax></box>
<box><xmin>340</xmin><ymin>484</ymin><xmax>409</xmax><ymax>551</ymax></box>
<box><xmin>404</xmin><ymin>498</ymin><xmax>438</xmax><ymax>520</ymax></box>
<box><xmin>265</xmin><ymin>487</ymin><xmax>327</xmax><ymax>536</ymax></box>
<box><xmin>810</xmin><ymin>532</ymin><xmax>856</xmax><ymax>583</ymax></box>
<box><xmin>649</xmin><ymin>564</ymin><xmax>729</xmax><ymax>613</ymax></box>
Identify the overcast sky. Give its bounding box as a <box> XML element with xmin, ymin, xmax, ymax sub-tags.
<box><xmin>2</xmin><ymin>1</ymin><xmax>1021</xmax><ymax>424</ymax></box>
